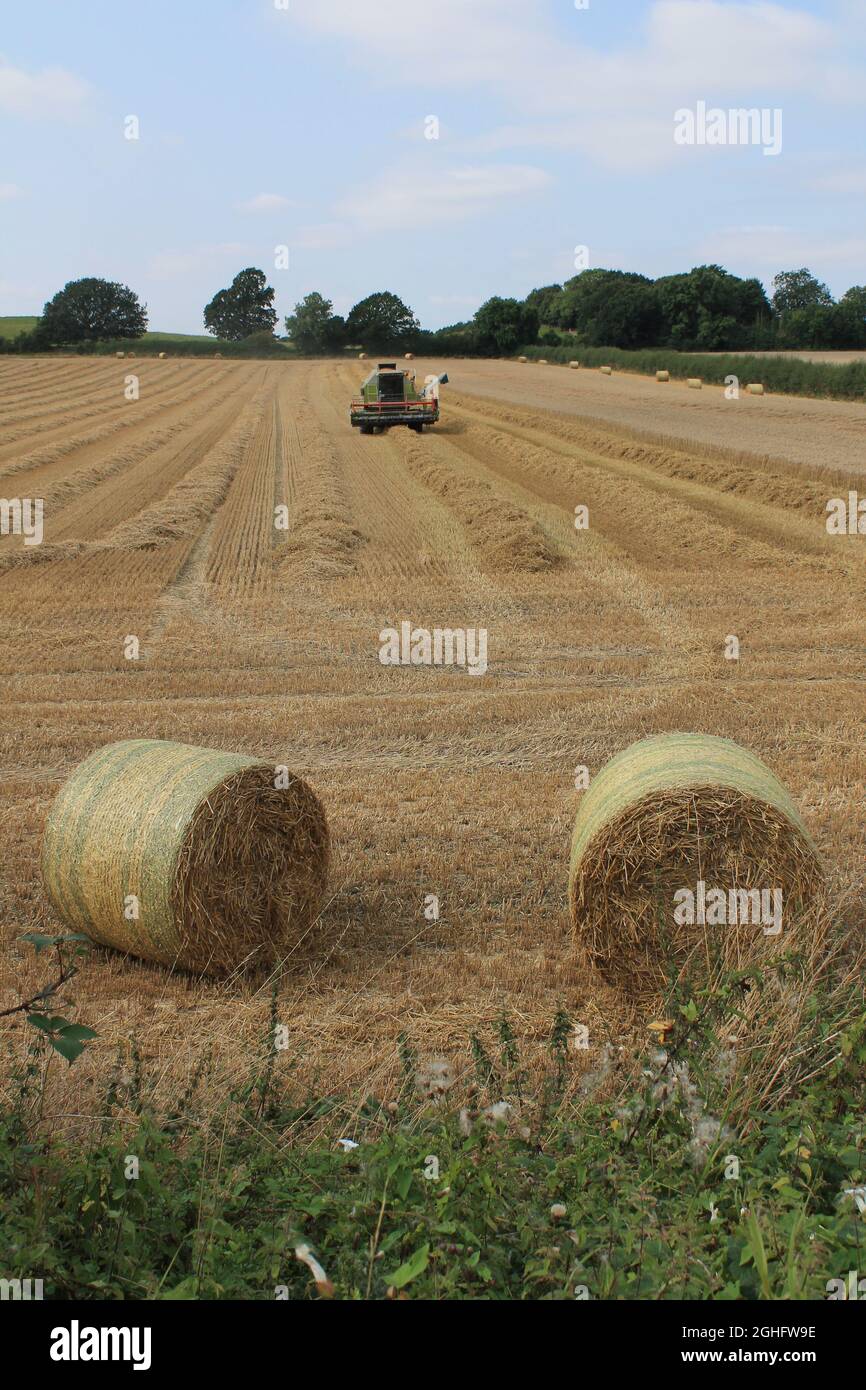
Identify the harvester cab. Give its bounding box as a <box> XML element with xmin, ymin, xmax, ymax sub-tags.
<box><xmin>350</xmin><ymin>363</ymin><xmax>448</xmax><ymax>434</ymax></box>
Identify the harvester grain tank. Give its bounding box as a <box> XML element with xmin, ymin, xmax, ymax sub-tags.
<box><xmin>350</xmin><ymin>363</ymin><xmax>448</xmax><ymax>434</ymax></box>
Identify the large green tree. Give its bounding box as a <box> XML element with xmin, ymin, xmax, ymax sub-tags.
<box><xmin>557</xmin><ymin>270</ymin><xmax>660</xmax><ymax>348</ymax></box>
<box><xmin>345</xmin><ymin>291</ymin><xmax>419</xmax><ymax>349</ymax></box>
<box><xmin>204</xmin><ymin>267</ymin><xmax>277</xmax><ymax>340</ymax></box>
<box><xmin>285</xmin><ymin>292</ymin><xmax>345</xmax><ymax>353</ymax></box>
<box><xmin>38</xmin><ymin>277</ymin><xmax>147</xmax><ymax>344</ymax></box>
<box><xmin>840</xmin><ymin>285</ymin><xmax>866</xmax><ymax>321</ymax></box>
<box><xmin>776</xmin><ymin>300</ymin><xmax>866</xmax><ymax>350</ymax></box>
<box><xmin>654</xmin><ymin>265</ymin><xmax>772</xmax><ymax>350</ymax></box>
<box><xmin>772</xmin><ymin>269</ymin><xmax>834</xmax><ymax>315</ymax></box>
<box><xmin>473</xmin><ymin>297</ymin><xmax>539</xmax><ymax>354</ymax></box>
<box><xmin>524</xmin><ymin>283</ymin><xmax>565</xmax><ymax>328</ymax></box>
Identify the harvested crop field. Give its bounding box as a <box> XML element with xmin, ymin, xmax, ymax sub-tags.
<box><xmin>1</xmin><ymin>354</ymin><xmax>864</xmax><ymax>1124</ymax></box>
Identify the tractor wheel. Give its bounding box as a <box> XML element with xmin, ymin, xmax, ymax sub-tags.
<box><xmin>359</xmin><ymin>423</ymin><xmax>373</xmax><ymax>435</ymax></box>
<box><xmin>410</xmin><ymin>422</ymin><xmax>423</xmax><ymax>433</ymax></box>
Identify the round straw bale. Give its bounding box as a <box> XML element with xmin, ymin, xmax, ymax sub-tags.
<box><xmin>359</xmin><ymin>352</ymin><xmax>367</xmax><ymax>360</ymax></box>
<box><xmin>537</xmin><ymin>358</ymin><xmax>548</xmax><ymax>365</ymax></box>
<box><xmin>747</xmin><ymin>382</ymin><xmax>764</xmax><ymax>395</ymax></box>
<box><xmin>600</xmin><ymin>365</ymin><xmax>612</xmax><ymax>375</ymax></box>
<box><xmin>568</xmin><ymin>733</ymin><xmax>822</xmax><ymax>995</ymax></box>
<box><xmin>569</xmin><ymin>360</ymin><xmax>580</xmax><ymax>369</ymax></box>
<box><xmin>656</xmin><ymin>370</ymin><xmax>670</xmax><ymax>382</ymax></box>
<box><xmin>158</xmin><ymin>351</ymin><xmax>167</xmax><ymax>359</ymax></box>
<box><xmin>41</xmin><ymin>740</ymin><xmax>330</xmax><ymax>975</ymax></box>
<box><xmin>404</xmin><ymin>352</ymin><xmax>414</xmax><ymax>360</ymax></box>
<box><xmin>687</xmin><ymin>377</ymin><xmax>702</xmax><ymax>389</ymax></box>
<box><xmin>517</xmin><ymin>355</ymin><xmax>528</xmax><ymax>363</ymax></box>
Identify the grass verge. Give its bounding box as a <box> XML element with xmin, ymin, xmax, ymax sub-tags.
<box><xmin>2</xmin><ymin>936</ymin><xmax>863</xmax><ymax>1300</ymax></box>
<box><xmin>521</xmin><ymin>345</ymin><xmax>866</xmax><ymax>401</ymax></box>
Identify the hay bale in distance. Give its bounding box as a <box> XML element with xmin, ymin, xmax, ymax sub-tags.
<box><xmin>569</xmin><ymin>360</ymin><xmax>580</xmax><ymax>369</ymax></box>
<box><xmin>687</xmin><ymin>377</ymin><xmax>702</xmax><ymax>389</ymax></box>
<box><xmin>747</xmin><ymin>382</ymin><xmax>765</xmax><ymax>395</ymax></box>
<box><xmin>158</xmin><ymin>351</ymin><xmax>167</xmax><ymax>359</ymax></box>
<box><xmin>213</xmin><ymin>352</ymin><xmax>222</xmax><ymax>359</ymax></box>
<box><xmin>600</xmin><ymin>365</ymin><xmax>612</xmax><ymax>375</ymax></box>
<box><xmin>404</xmin><ymin>352</ymin><xmax>414</xmax><ymax>360</ymax></box>
<box><xmin>568</xmin><ymin>733</ymin><xmax>822</xmax><ymax>995</ymax></box>
<box><xmin>517</xmin><ymin>355</ymin><xmax>528</xmax><ymax>363</ymax></box>
<box><xmin>358</xmin><ymin>352</ymin><xmax>367</xmax><ymax>360</ymax></box>
<box><xmin>42</xmin><ymin>739</ymin><xmax>330</xmax><ymax>976</ymax></box>
<box><xmin>115</xmin><ymin>351</ymin><xmax>125</xmax><ymax>359</ymax></box>
<box><xmin>656</xmin><ymin>370</ymin><xmax>670</xmax><ymax>382</ymax></box>
<box><xmin>537</xmin><ymin>358</ymin><xmax>548</xmax><ymax>365</ymax></box>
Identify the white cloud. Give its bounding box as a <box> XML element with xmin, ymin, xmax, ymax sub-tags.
<box><xmin>0</xmin><ymin>182</ymin><xmax>23</xmax><ymax>199</ymax></box>
<box><xmin>289</xmin><ymin>0</ymin><xmax>543</xmax><ymax>87</ymax></box>
<box><xmin>637</xmin><ymin>1</ymin><xmax>835</xmax><ymax>97</ymax></box>
<box><xmin>289</xmin><ymin>1</ymin><xmax>862</xmax><ymax>172</ymax></box>
<box><xmin>337</xmin><ymin>164</ymin><xmax>551</xmax><ymax>232</ymax></box>
<box><xmin>697</xmin><ymin>225</ymin><xmax>866</xmax><ymax>273</ymax></box>
<box><xmin>0</xmin><ymin>58</ymin><xmax>91</xmax><ymax>117</ymax></box>
<box><xmin>293</xmin><ymin>0</ymin><xmax>843</xmax><ymax>98</ymax></box>
<box><xmin>236</xmin><ymin>192</ymin><xmax>295</xmax><ymax>212</ymax></box>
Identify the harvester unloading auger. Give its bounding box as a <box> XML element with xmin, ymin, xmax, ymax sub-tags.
<box><xmin>350</xmin><ymin>363</ymin><xmax>448</xmax><ymax>434</ymax></box>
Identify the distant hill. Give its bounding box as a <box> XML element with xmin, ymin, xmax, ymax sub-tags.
<box><xmin>139</xmin><ymin>331</ymin><xmax>216</xmax><ymax>344</ymax></box>
<box><xmin>0</xmin><ymin>316</ymin><xmax>38</xmax><ymax>339</ymax></box>
<box><xmin>0</xmin><ymin>318</ymin><xmax>215</xmax><ymax>344</ymax></box>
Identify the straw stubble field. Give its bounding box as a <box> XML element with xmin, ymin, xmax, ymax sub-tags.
<box><xmin>0</xmin><ymin>354</ymin><xmax>864</xmax><ymax>1123</ymax></box>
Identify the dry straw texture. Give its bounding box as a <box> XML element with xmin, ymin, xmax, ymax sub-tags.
<box><xmin>42</xmin><ymin>740</ymin><xmax>330</xmax><ymax>975</ymax></box>
<box><xmin>568</xmin><ymin>733</ymin><xmax>823</xmax><ymax>995</ymax></box>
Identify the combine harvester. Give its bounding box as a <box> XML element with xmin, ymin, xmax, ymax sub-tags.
<box><xmin>350</xmin><ymin>362</ymin><xmax>448</xmax><ymax>435</ymax></box>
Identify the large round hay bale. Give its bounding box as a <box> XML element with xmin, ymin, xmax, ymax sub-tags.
<box><xmin>517</xmin><ymin>355</ymin><xmax>528</xmax><ymax>363</ymax></box>
<box><xmin>42</xmin><ymin>740</ymin><xmax>330</xmax><ymax>976</ymax></box>
<box><xmin>600</xmin><ymin>365</ymin><xmax>612</xmax><ymax>375</ymax></box>
<box><xmin>656</xmin><ymin>369</ymin><xmax>670</xmax><ymax>382</ymax></box>
<box><xmin>537</xmin><ymin>358</ymin><xmax>548</xmax><ymax>365</ymax></box>
<box><xmin>404</xmin><ymin>352</ymin><xmax>414</xmax><ymax>360</ymax></box>
<box><xmin>747</xmin><ymin>382</ymin><xmax>764</xmax><ymax>395</ymax></box>
<box><xmin>568</xmin><ymin>733</ymin><xmax>821</xmax><ymax>995</ymax></box>
<box><xmin>158</xmin><ymin>351</ymin><xmax>167</xmax><ymax>359</ymax></box>
<box><xmin>687</xmin><ymin>377</ymin><xmax>702</xmax><ymax>389</ymax></box>
<box><xmin>358</xmin><ymin>352</ymin><xmax>367</xmax><ymax>360</ymax></box>
<box><xmin>569</xmin><ymin>360</ymin><xmax>580</xmax><ymax>369</ymax></box>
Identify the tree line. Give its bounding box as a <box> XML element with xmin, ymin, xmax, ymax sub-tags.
<box><xmin>3</xmin><ymin>262</ymin><xmax>864</xmax><ymax>355</ymax></box>
<box><xmin>523</xmin><ymin>266</ymin><xmax>866</xmax><ymax>352</ymax></box>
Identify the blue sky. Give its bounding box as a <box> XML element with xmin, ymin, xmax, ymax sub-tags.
<box><xmin>1</xmin><ymin>0</ymin><xmax>864</xmax><ymax>331</ymax></box>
